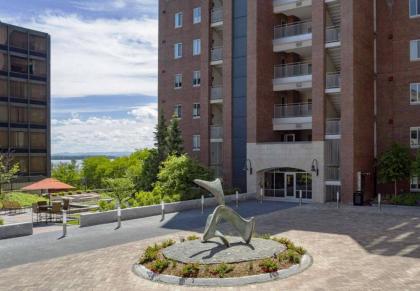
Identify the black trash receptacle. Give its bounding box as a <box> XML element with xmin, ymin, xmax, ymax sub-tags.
<box><xmin>353</xmin><ymin>191</ymin><xmax>364</xmax><ymax>206</ymax></box>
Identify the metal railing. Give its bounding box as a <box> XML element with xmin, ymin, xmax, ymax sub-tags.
<box><xmin>326</xmin><ymin>26</ymin><xmax>341</xmax><ymax>43</ymax></box>
<box><xmin>326</xmin><ymin>72</ymin><xmax>341</xmax><ymax>89</ymax></box>
<box><xmin>274</xmin><ymin>103</ymin><xmax>312</xmax><ymax>118</ymax></box>
<box><xmin>211</xmin><ymin>8</ymin><xmax>223</xmax><ymax>24</ymax></box>
<box><xmin>274</xmin><ymin>21</ymin><xmax>312</xmax><ymax>39</ymax></box>
<box><xmin>273</xmin><ymin>0</ymin><xmax>301</xmax><ymax>6</ymax></box>
<box><xmin>326</xmin><ymin>118</ymin><xmax>341</xmax><ymax>135</ymax></box>
<box><xmin>211</xmin><ymin>86</ymin><xmax>223</xmax><ymax>100</ymax></box>
<box><xmin>210</xmin><ymin>126</ymin><xmax>223</xmax><ymax>139</ymax></box>
<box><xmin>274</xmin><ymin>62</ymin><xmax>312</xmax><ymax>79</ymax></box>
<box><xmin>211</xmin><ymin>47</ymin><xmax>223</xmax><ymax>62</ymax></box>
<box><xmin>325</xmin><ymin>165</ymin><xmax>340</xmax><ymax>181</ymax></box>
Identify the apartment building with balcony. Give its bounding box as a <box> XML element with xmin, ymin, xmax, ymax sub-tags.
<box><xmin>0</xmin><ymin>22</ymin><xmax>51</xmax><ymax>181</ymax></box>
<box><xmin>158</xmin><ymin>0</ymin><xmax>420</xmax><ymax>203</ymax></box>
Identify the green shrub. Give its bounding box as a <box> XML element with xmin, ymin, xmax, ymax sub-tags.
<box><xmin>182</xmin><ymin>263</ymin><xmax>200</xmax><ymax>278</ymax></box>
<box><xmin>259</xmin><ymin>259</ymin><xmax>278</xmax><ymax>273</ymax></box>
<box><xmin>98</xmin><ymin>200</ymin><xmax>115</xmax><ymax>212</ymax></box>
<box><xmin>390</xmin><ymin>193</ymin><xmax>420</xmax><ymax>206</ymax></box>
<box><xmin>151</xmin><ymin>259</ymin><xmax>169</xmax><ymax>273</ymax></box>
<box><xmin>186</xmin><ymin>235</ymin><xmax>199</xmax><ymax>241</ymax></box>
<box><xmin>255</xmin><ymin>233</ymin><xmax>271</xmax><ymax>240</ymax></box>
<box><xmin>0</xmin><ymin>218</ymin><xmax>4</xmax><ymax>225</ymax></box>
<box><xmin>277</xmin><ymin>250</ymin><xmax>301</xmax><ymax>265</ymax></box>
<box><xmin>161</xmin><ymin>239</ymin><xmax>175</xmax><ymax>248</ymax></box>
<box><xmin>211</xmin><ymin>263</ymin><xmax>234</xmax><ymax>278</ymax></box>
<box><xmin>139</xmin><ymin>244</ymin><xmax>160</xmax><ymax>264</ymax></box>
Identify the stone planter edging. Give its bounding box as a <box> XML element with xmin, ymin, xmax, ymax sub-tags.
<box><xmin>132</xmin><ymin>254</ymin><xmax>312</xmax><ymax>287</ymax></box>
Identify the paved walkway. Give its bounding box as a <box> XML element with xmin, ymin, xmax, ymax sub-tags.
<box><xmin>1</xmin><ymin>202</ymin><xmax>420</xmax><ymax>290</ymax></box>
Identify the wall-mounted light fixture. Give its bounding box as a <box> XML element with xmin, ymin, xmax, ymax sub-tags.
<box><xmin>311</xmin><ymin>159</ymin><xmax>319</xmax><ymax>176</ymax></box>
<box><xmin>243</xmin><ymin>159</ymin><xmax>253</xmax><ymax>175</ymax></box>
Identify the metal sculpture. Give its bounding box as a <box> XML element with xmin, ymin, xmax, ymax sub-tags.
<box><xmin>194</xmin><ymin>179</ymin><xmax>255</xmax><ymax>247</ymax></box>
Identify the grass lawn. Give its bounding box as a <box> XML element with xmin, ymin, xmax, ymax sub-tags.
<box><xmin>0</xmin><ymin>192</ymin><xmax>47</xmax><ymax>208</ymax></box>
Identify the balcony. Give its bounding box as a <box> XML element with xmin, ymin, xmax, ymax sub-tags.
<box><xmin>273</xmin><ymin>103</ymin><xmax>312</xmax><ymax>131</ymax></box>
<box><xmin>211</xmin><ymin>86</ymin><xmax>223</xmax><ymax>103</ymax></box>
<box><xmin>210</xmin><ymin>125</ymin><xmax>223</xmax><ymax>141</ymax></box>
<box><xmin>326</xmin><ymin>26</ymin><xmax>341</xmax><ymax>48</ymax></box>
<box><xmin>273</xmin><ymin>0</ymin><xmax>312</xmax><ymax>15</ymax></box>
<box><xmin>273</xmin><ymin>21</ymin><xmax>312</xmax><ymax>52</ymax></box>
<box><xmin>211</xmin><ymin>8</ymin><xmax>223</xmax><ymax>27</ymax></box>
<box><xmin>326</xmin><ymin>118</ymin><xmax>341</xmax><ymax>137</ymax></box>
<box><xmin>210</xmin><ymin>47</ymin><xmax>223</xmax><ymax>65</ymax></box>
<box><xmin>325</xmin><ymin>72</ymin><xmax>341</xmax><ymax>93</ymax></box>
<box><xmin>273</xmin><ymin>62</ymin><xmax>312</xmax><ymax>91</ymax></box>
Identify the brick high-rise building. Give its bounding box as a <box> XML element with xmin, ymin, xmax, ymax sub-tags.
<box><xmin>0</xmin><ymin>22</ymin><xmax>51</xmax><ymax>181</ymax></box>
<box><xmin>158</xmin><ymin>0</ymin><xmax>420</xmax><ymax>203</ymax></box>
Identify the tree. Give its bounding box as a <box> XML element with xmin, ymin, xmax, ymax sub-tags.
<box><xmin>52</xmin><ymin>160</ymin><xmax>82</xmax><ymax>188</ymax></box>
<box><xmin>166</xmin><ymin>116</ymin><xmax>184</xmax><ymax>156</ymax></box>
<box><xmin>82</xmin><ymin>156</ymin><xmax>112</xmax><ymax>189</ymax></box>
<box><xmin>412</xmin><ymin>150</ymin><xmax>420</xmax><ymax>181</ymax></box>
<box><xmin>154</xmin><ymin>109</ymin><xmax>168</xmax><ymax>163</ymax></box>
<box><xmin>126</xmin><ymin>149</ymin><xmax>159</xmax><ymax>192</ymax></box>
<box><xmin>378</xmin><ymin>143</ymin><xmax>412</xmax><ymax>197</ymax></box>
<box><xmin>0</xmin><ymin>153</ymin><xmax>20</xmax><ymax>197</ymax></box>
<box><xmin>104</xmin><ymin>177</ymin><xmax>135</xmax><ymax>206</ymax></box>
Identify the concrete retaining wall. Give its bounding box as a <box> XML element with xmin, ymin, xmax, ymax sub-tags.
<box><xmin>80</xmin><ymin>193</ymin><xmax>257</xmax><ymax>227</ymax></box>
<box><xmin>0</xmin><ymin>222</ymin><xmax>33</xmax><ymax>240</ymax></box>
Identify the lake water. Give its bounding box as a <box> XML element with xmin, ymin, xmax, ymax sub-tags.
<box><xmin>51</xmin><ymin>160</ymin><xmax>84</xmax><ymax>167</ymax></box>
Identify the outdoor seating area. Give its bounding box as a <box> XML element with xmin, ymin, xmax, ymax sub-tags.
<box><xmin>0</xmin><ymin>201</ymin><xmax>25</xmax><ymax>215</ymax></box>
<box><xmin>32</xmin><ymin>200</ymin><xmax>69</xmax><ymax>223</ymax></box>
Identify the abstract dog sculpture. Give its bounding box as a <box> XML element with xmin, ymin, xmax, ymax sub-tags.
<box><xmin>194</xmin><ymin>179</ymin><xmax>255</xmax><ymax>247</ymax></box>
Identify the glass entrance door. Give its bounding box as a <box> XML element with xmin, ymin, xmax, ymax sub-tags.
<box><xmin>285</xmin><ymin>173</ymin><xmax>295</xmax><ymax>197</ymax></box>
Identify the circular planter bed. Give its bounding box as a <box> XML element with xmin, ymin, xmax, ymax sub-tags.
<box><xmin>133</xmin><ymin>236</ymin><xmax>312</xmax><ymax>287</ymax></box>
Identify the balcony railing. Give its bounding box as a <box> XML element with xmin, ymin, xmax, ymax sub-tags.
<box><xmin>210</xmin><ymin>126</ymin><xmax>223</xmax><ymax>139</ymax></box>
<box><xmin>326</xmin><ymin>72</ymin><xmax>341</xmax><ymax>89</ymax></box>
<box><xmin>274</xmin><ymin>21</ymin><xmax>312</xmax><ymax>39</ymax></box>
<box><xmin>211</xmin><ymin>47</ymin><xmax>223</xmax><ymax>62</ymax></box>
<box><xmin>326</xmin><ymin>26</ymin><xmax>341</xmax><ymax>43</ymax></box>
<box><xmin>274</xmin><ymin>103</ymin><xmax>312</xmax><ymax>118</ymax></box>
<box><xmin>211</xmin><ymin>8</ymin><xmax>223</xmax><ymax>24</ymax></box>
<box><xmin>211</xmin><ymin>86</ymin><xmax>223</xmax><ymax>100</ymax></box>
<box><xmin>326</xmin><ymin>118</ymin><xmax>341</xmax><ymax>135</ymax></box>
<box><xmin>274</xmin><ymin>62</ymin><xmax>312</xmax><ymax>79</ymax></box>
<box><xmin>325</xmin><ymin>165</ymin><xmax>340</xmax><ymax>181</ymax></box>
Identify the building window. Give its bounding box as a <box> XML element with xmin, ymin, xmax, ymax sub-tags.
<box><xmin>29</xmin><ymin>35</ymin><xmax>47</xmax><ymax>54</ymax></box>
<box><xmin>193</xmin><ymin>103</ymin><xmax>200</xmax><ymax>118</ymax></box>
<box><xmin>174</xmin><ymin>74</ymin><xmax>182</xmax><ymax>89</ymax></box>
<box><xmin>0</xmin><ymin>105</ymin><xmax>7</xmax><ymax>123</ymax></box>
<box><xmin>175</xmin><ymin>12</ymin><xmax>183</xmax><ymax>28</ymax></box>
<box><xmin>193</xmin><ymin>7</ymin><xmax>202</xmax><ymax>24</ymax></box>
<box><xmin>10</xmin><ymin>106</ymin><xmax>27</xmax><ymax>124</ymax></box>
<box><xmin>411</xmin><ymin>83</ymin><xmax>420</xmax><ymax>104</ymax></box>
<box><xmin>31</xmin><ymin>132</ymin><xmax>46</xmax><ymax>149</ymax></box>
<box><xmin>10</xmin><ymin>80</ymin><xmax>27</xmax><ymax>99</ymax></box>
<box><xmin>193</xmin><ymin>39</ymin><xmax>201</xmax><ymax>56</ymax></box>
<box><xmin>410</xmin><ymin>40</ymin><xmax>420</xmax><ymax>61</ymax></box>
<box><xmin>174</xmin><ymin>43</ymin><xmax>183</xmax><ymax>59</ymax></box>
<box><xmin>193</xmin><ymin>70</ymin><xmax>201</xmax><ymax>87</ymax></box>
<box><xmin>30</xmin><ymin>107</ymin><xmax>46</xmax><ymax>125</ymax></box>
<box><xmin>411</xmin><ymin>127</ymin><xmax>420</xmax><ymax>148</ymax></box>
<box><xmin>410</xmin><ymin>0</ymin><xmax>420</xmax><ymax>17</ymax></box>
<box><xmin>412</xmin><ymin>176</ymin><xmax>420</xmax><ymax>192</ymax></box>
<box><xmin>174</xmin><ymin>104</ymin><xmax>182</xmax><ymax>118</ymax></box>
<box><xmin>11</xmin><ymin>131</ymin><xmax>27</xmax><ymax>148</ymax></box>
<box><xmin>193</xmin><ymin>135</ymin><xmax>201</xmax><ymax>151</ymax></box>
<box><xmin>284</xmin><ymin>134</ymin><xmax>296</xmax><ymax>143</ymax></box>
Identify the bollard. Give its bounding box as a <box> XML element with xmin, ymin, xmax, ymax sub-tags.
<box><xmin>117</xmin><ymin>202</ymin><xmax>122</xmax><ymax>229</ymax></box>
<box><xmin>62</xmin><ymin>210</ymin><xmax>67</xmax><ymax>237</ymax></box>
<box><xmin>336</xmin><ymin>192</ymin><xmax>340</xmax><ymax>209</ymax></box>
<box><xmin>236</xmin><ymin>191</ymin><xmax>239</xmax><ymax>208</ymax></box>
<box><xmin>299</xmin><ymin>190</ymin><xmax>303</xmax><ymax>207</ymax></box>
<box><xmin>378</xmin><ymin>193</ymin><xmax>382</xmax><ymax>212</ymax></box>
<box><xmin>161</xmin><ymin>200</ymin><xmax>165</xmax><ymax>221</ymax></box>
<box><xmin>201</xmin><ymin>195</ymin><xmax>204</xmax><ymax>214</ymax></box>
<box><xmin>259</xmin><ymin>188</ymin><xmax>263</xmax><ymax>204</ymax></box>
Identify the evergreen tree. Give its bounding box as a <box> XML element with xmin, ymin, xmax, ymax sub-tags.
<box><xmin>166</xmin><ymin>116</ymin><xmax>184</xmax><ymax>156</ymax></box>
<box><xmin>154</xmin><ymin>109</ymin><xmax>168</xmax><ymax>163</ymax></box>
<box><xmin>412</xmin><ymin>151</ymin><xmax>420</xmax><ymax>180</ymax></box>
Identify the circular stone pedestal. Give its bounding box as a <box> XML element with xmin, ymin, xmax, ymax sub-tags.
<box><xmin>162</xmin><ymin>237</ymin><xmax>286</xmax><ymax>264</ymax></box>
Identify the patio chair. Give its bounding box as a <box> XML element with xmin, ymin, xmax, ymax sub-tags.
<box><xmin>50</xmin><ymin>202</ymin><xmax>62</xmax><ymax>222</ymax></box>
<box><xmin>32</xmin><ymin>203</ymin><xmax>45</xmax><ymax>223</ymax></box>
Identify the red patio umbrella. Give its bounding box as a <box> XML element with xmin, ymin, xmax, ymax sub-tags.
<box><xmin>22</xmin><ymin>178</ymin><xmax>75</xmax><ymax>204</ymax></box>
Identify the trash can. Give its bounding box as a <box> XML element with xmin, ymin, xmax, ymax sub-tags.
<box><xmin>353</xmin><ymin>191</ymin><xmax>364</xmax><ymax>206</ymax></box>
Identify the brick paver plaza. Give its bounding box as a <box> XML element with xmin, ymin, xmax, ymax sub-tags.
<box><xmin>1</xmin><ymin>204</ymin><xmax>420</xmax><ymax>290</ymax></box>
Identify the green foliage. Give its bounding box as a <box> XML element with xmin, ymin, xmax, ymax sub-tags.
<box><xmin>104</xmin><ymin>178</ymin><xmax>135</xmax><ymax>205</ymax></box>
<box><xmin>412</xmin><ymin>151</ymin><xmax>420</xmax><ymax>179</ymax></box>
<box><xmin>151</xmin><ymin>259</ymin><xmax>169</xmax><ymax>273</ymax></box>
<box><xmin>277</xmin><ymin>250</ymin><xmax>301</xmax><ymax>265</ymax></box>
<box><xmin>0</xmin><ymin>192</ymin><xmax>46</xmax><ymax>208</ymax></box>
<box><xmin>98</xmin><ymin>200</ymin><xmax>116</xmax><ymax>212</ymax></box>
<box><xmin>182</xmin><ymin>263</ymin><xmax>200</xmax><ymax>278</ymax></box>
<box><xmin>186</xmin><ymin>235</ymin><xmax>199</xmax><ymax>241</ymax></box>
<box><xmin>139</xmin><ymin>244</ymin><xmax>160</xmax><ymax>264</ymax></box>
<box><xmin>272</xmin><ymin>237</ymin><xmax>306</xmax><ymax>255</ymax></box>
<box><xmin>390</xmin><ymin>193</ymin><xmax>420</xmax><ymax>206</ymax></box>
<box><xmin>0</xmin><ymin>218</ymin><xmax>4</xmax><ymax>225</ymax></box>
<box><xmin>155</xmin><ymin>109</ymin><xmax>168</xmax><ymax>163</ymax></box>
<box><xmin>255</xmin><ymin>233</ymin><xmax>271</xmax><ymax>240</ymax></box>
<box><xmin>156</xmin><ymin>154</ymin><xmax>213</xmax><ymax>201</ymax></box>
<box><xmin>211</xmin><ymin>263</ymin><xmax>234</xmax><ymax>278</ymax></box>
<box><xmin>259</xmin><ymin>259</ymin><xmax>278</xmax><ymax>273</ymax></box>
<box><xmin>52</xmin><ymin>160</ymin><xmax>82</xmax><ymax>188</ymax></box>
<box><xmin>83</xmin><ymin>156</ymin><xmax>112</xmax><ymax>189</ymax></box>
<box><xmin>378</xmin><ymin>144</ymin><xmax>412</xmax><ymax>196</ymax></box>
<box><xmin>135</xmin><ymin>149</ymin><xmax>160</xmax><ymax>192</ymax></box>
<box><xmin>161</xmin><ymin>239</ymin><xmax>176</xmax><ymax>248</ymax></box>
<box><xmin>0</xmin><ymin>153</ymin><xmax>20</xmax><ymax>196</ymax></box>
<box><xmin>165</xmin><ymin>117</ymin><xmax>184</xmax><ymax>156</ymax></box>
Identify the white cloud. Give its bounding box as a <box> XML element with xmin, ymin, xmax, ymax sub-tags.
<box><xmin>52</xmin><ymin>103</ymin><xmax>157</xmax><ymax>153</ymax></box>
<box><xmin>71</xmin><ymin>0</ymin><xmax>157</xmax><ymax>13</ymax></box>
<box><xmin>1</xmin><ymin>12</ymin><xmax>158</xmax><ymax>98</ymax></box>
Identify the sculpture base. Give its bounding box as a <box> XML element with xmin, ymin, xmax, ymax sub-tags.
<box><xmin>162</xmin><ymin>237</ymin><xmax>286</xmax><ymax>264</ymax></box>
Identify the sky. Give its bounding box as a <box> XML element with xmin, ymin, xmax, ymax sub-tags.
<box><xmin>0</xmin><ymin>0</ymin><xmax>159</xmax><ymax>155</ymax></box>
